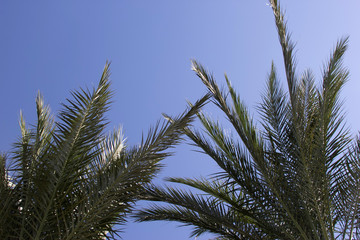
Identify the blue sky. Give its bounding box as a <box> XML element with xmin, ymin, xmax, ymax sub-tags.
<box><xmin>1</xmin><ymin>1</ymin><xmax>360</xmax><ymax>239</ymax></box>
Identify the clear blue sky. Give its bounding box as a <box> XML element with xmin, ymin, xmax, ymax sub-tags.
<box><xmin>1</xmin><ymin>1</ymin><xmax>360</xmax><ymax>239</ymax></box>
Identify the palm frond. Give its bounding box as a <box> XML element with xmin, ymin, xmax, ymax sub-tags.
<box><xmin>0</xmin><ymin>62</ymin><xmax>208</xmax><ymax>239</ymax></box>
<box><xmin>270</xmin><ymin>0</ymin><xmax>297</xmax><ymax>106</ymax></box>
<box><xmin>136</xmin><ymin>184</ymin><xmax>268</xmax><ymax>240</ymax></box>
<box><xmin>136</xmin><ymin>1</ymin><xmax>356</xmax><ymax>239</ymax></box>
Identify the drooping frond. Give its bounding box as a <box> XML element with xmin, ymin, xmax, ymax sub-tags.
<box><xmin>136</xmin><ymin>183</ymin><xmax>270</xmax><ymax>240</ymax></box>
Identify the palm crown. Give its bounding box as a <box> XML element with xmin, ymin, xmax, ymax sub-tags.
<box><xmin>135</xmin><ymin>1</ymin><xmax>360</xmax><ymax>239</ymax></box>
<box><xmin>0</xmin><ymin>63</ymin><xmax>208</xmax><ymax>239</ymax></box>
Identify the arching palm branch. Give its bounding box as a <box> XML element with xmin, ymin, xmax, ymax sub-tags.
<box><xmin>135</xmin><ymin>1</ymin><xmax>360</xmax><ymax>239</ymax></box>
<box><xmin>0</xmin><ymin>63</ymin><xmax>208</xmax><ymax>240</ymax></box>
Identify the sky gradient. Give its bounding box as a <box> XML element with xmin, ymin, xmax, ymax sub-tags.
<box><xmin>1</xmin><ymin>1</ymin><xmax>360</xmax><ymax>239</ymax></box>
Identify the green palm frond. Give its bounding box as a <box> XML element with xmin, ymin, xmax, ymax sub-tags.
<box><xmin>333</xmin><ymin>137</ymin><xmax>360</xmax><ymax>239</ymax></box>
<box><xmin>137</xmin><ymin>183</ymin><xmax>267</xmax><ymax>240</ymax></box>
<box><xmin>0</xmin><ymin>63</ymin><xmax>209</xmax><ymax>239</ymax></box>
<box><xmin>136</xmin><ymin>1</ymin><xmax>357</xmax><ymax>239</ymax></box>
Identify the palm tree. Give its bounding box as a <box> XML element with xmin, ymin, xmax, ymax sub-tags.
<box><xmin>135</xmin><ymin>1</ymin><xmax>360</xmax><ymax>239</ymax></box>
<box><xmin>0</xmin><ymin>63</ymin><xmax>208</xmax><ymax>240</ymax></box>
